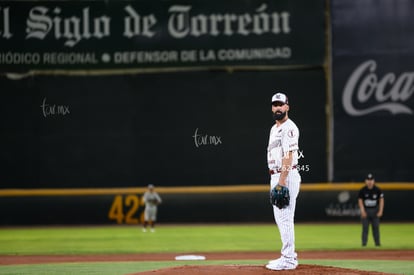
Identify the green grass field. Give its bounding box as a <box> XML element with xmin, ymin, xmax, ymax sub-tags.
<box><xmin>0</xmin><ymin>223</ymin><xmax>413</xmax><ymax>274</ymax></box>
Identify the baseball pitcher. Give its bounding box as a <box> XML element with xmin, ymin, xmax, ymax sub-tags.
<box><xmin>266</xmin><ymin>92</ymin><xmax>301</xmax><ymax>271</ymax></box>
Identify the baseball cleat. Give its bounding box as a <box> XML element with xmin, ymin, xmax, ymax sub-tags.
<box><xmin>266</xmin><ymin>263</ymin><xmax>297</xmax><ymax>270</ymax></box>
<box><xmin>268</xmin><ymin>258</ymin><xmax>282</xmax><ymax>265</ymax></box>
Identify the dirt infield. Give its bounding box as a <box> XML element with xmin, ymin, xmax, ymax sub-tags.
<box><xmin>1</xmin><ymin>250</ymin><xmax>412</xmax><ymax>274</ymax></box>
<box><xmin>135</xmin><ymin>264</ymin><xmax>396</xmax><ymax>275</ymax></box>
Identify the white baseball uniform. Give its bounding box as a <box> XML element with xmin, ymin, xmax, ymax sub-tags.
<box><xmin>143</xmin><ymin>191</ymin><xmax>162</xmax><ymax>221</ymax></box>
<box><xmin>267</xmin><ymin>118</ymin><xmax>301</xmax><ymax>268</ymax></box>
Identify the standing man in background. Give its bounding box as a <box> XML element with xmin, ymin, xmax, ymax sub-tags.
<box><xmin>358</xmin><ymin>173</ymin><xmax>384</xmax><ymax>246</ymax></box>
<box><xmin>266</xmin><ymin>92</ymin><xmax>301</xmax><ymax>271</ymax></box>
<box><xmin>142</xmin><ymin>184</ymin><xmax>162</xmax><ymax>233</ymax></box>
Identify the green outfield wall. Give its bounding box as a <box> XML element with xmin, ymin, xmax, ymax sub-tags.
<box><xmin>1</xmin><ymin>184</ymin><xmax>413</xmax><ymax>225</ymax></box>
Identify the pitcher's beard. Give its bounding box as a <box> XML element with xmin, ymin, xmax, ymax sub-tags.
<box><xmin>273</xmin><ymin>111</ymin><xmax>287</xmax><ymax>121</ymax></box>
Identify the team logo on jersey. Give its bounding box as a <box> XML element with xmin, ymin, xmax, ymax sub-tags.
<box><xmin>268</xmin><ymin>139</ymin><xmax>282</xmax><ymax>151</ymax></box>
<box><xmin>288</xmin><ymin>129</ymin><xmax>295</xmax><ymax>138</ymax></box>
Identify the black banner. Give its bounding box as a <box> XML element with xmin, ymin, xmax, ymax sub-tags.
<box><xmin>0</xmin><ymin>0</ymin><xmax>325</xmax><ymax>71</ymax></box>
<box><xmin>1</xmin><ymin>188</ymin><xmax>413</xmax><ymax>225</ymax></box>
<box><xmin>331</xmin><ymin>0</ymin><xmax>414</xmax><ymax>181</ymax></box>
<box><xmin>0</xmin><ymin>70</ymin><xmax>326</xmax><ymax>189</ymax></box>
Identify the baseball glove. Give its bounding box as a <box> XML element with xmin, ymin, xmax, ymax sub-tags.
<box><xmin>270</xmin><ymin>184</ymin><xmax>290</xmax><ymax>209</ymax></box>
<box><xmin>148</xmin><ymin>198</ymin><xmax>159</xmax><ymax>205</ymax></box>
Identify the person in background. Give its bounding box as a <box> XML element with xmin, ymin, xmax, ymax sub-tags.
<box><xmin>358</xmin><ymin>173</ymin><xmax>384</xmax><ymax>246</ymax></box>
<box><xmin>142</xmin><ymin>184</ymin><xmax>162</xmax><ymax>233</ymax></box>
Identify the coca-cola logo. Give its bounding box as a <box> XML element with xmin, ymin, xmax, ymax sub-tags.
<box><xmin>342</xmin><ymin>60</ymin><xmax>414</xmax><ymax>116</ymax></box>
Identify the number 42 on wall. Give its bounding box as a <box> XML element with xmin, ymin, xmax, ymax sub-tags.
<box><xmin>108</xmin><ymin>195</ymin><xmax>143</xmax><ymax>224</ymax></box>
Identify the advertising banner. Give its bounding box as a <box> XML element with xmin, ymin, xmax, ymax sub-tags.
<box><xmin>0</xmin><ymin>0</ymin><xmax>325</xmax><ymax>72</ymax></box>
<box><xmin>1</xmin><ymin>188</ymin><xmax>412</xmax><ymax>225</ymax></box>
<box><xmin>331</xmin><ymin>0</ymin><xmax>414</xmax><ymax>181</ymax></box>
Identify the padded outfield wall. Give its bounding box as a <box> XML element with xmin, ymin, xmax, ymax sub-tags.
<box><xmin>1</xmin><ymin>0</ymin><xmax>413</xmax><ymax>224</ymax></box>
<box><xmin>1</xmin><ymin>184</ymin><xmax>413</xmax><ymax>225</ymax></box>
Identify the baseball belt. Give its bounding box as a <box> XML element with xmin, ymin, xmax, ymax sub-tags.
<box><xmin>269</xmin><ymin>165</ymin><xmax>297</xmax><ymax>175</ymax></box>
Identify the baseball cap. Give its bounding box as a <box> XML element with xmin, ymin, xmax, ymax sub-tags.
<box><xmin>366</xmin><ymin>173</ymin><xmax>374</xmax><ymax>180</ymax></box>
<box><xmin>148</xmin><ymin>184</ymin><xmax>154</xmax><ymax>189</ymax></box>
<box><xmin>271</xmin><ymin>93</ymin><xmax>289</xmax><ymax>105</ymax></box>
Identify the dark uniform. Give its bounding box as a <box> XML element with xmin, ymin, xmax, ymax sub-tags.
<box><xmin>358</xmin><ymin>175</ymin><xmax>384</xmax><ymax>246</ymax></box>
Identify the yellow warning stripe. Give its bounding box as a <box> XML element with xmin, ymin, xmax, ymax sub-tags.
<box><xmin>0</xmin><ymin>183</ymin><xmax>413</xmax><ymax>197</ymax></box>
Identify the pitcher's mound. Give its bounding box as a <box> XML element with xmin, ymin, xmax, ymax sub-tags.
<box><xmin>136</xmin><ymin>264</ymin><xmax>394</xmax><ymax>275</ymax></box>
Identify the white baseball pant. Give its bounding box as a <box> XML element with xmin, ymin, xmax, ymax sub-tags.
<box><xmin>270</xmin><ymin>169</ymin><xmax>301</xmax><ymax>263</ymax></box>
